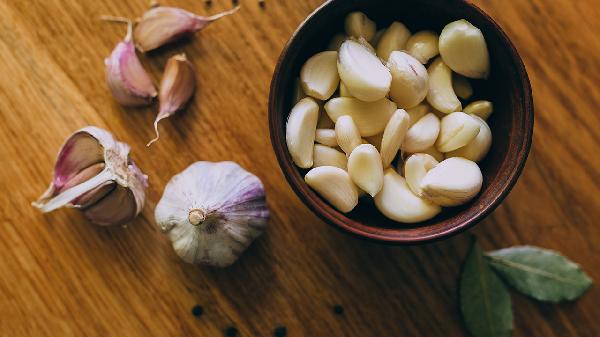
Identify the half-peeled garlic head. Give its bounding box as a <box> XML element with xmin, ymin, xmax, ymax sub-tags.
<box><xmin>426</xmin><ymin>57</ymin><xmax>462</xmax><ymax>114</ymax></box>
<box><xmin>464</xmin><ymin>100</ymin><xmax>493</xmax><ymax>121</ymax></box>
<box><xmin>286</xmin><ymin>97</ymin><xmax>319</xmax><ymax>168</ymax></box>
<box><xmin>325</xmin><ymin>97</ymin><xmax>396</xmax><ymax>137</ymax></box>
<box><xmin>335</xmin><ymin>115</ymin><xmax>362</xmax><ymax>155</ymax></box>
<box><xmin>421</xmin><ymin>157</ymin><xmax>483</xmax><ymax>206</ymax></box>
<box><xmin>436</xmin><ymin>112</ymin><xmax>481</xmax><ymax>153</ymax></box>
<box><xmin>305</xmin><ymin>166</ymin><xmax>359</xmax><ymax>213</ymax></box>
<box><xmin>402</xmin><ymin>113</ymin><xmax>440</xmax><ymax>153</ymax></box>
<box><xmin>337</xmin><ymin>39</ymin><xmax>392</xmax><ymax>102</ymax></box>
<box><xmin>344</xmin><ymin>12</ymin><xmax>376</xmax><ymax>41</ymax></box>
<box><xmin>376</xmin><ymin>21</ymin><xmax>411</xmax><ymax>62</ymax></box>
<box><xmin>374</xmin><ymin>169</ymin><xmax>441</xmax><ymax>223</ymax></box>
<box><xmin>300</xmin><ymin>51</ymin><xmax>340</xmax><ymax>100</ymax></box>
<box><xmin>347</xmin><ymin>144</ymin><xmax>384</xmax><ymax>197</ymax></box>
<box><xmin>315</xmin><ymin>129</ymin><xmax>338</xmax><ymax>147</ymax></box>
<box><xmin>405</xmin><ymin>30</ymin><xmax>439</xmax><ymax>64</ymax></box>
<box><xmin>387</xmin><ymin>51</ymin><xmax>429</xmax><ymax>109</ymax></box>
<box><xmin>439</xmin><ymin>19</ymin><xmax>490</xmax><ymax>79</ymax></box>
<box><xmin>313</xmin><ymin>145</ymin><xmax>347</xmax><ymax>170</ymax></box>
<box><xmin>404</xmin><ymin>153</ymin><xmax>439</xmax><ymax>197</ymax></box>
<box><xmin>380</xmin><ymin>109</ymin><xmax>410</xmax><ymax>167</ymax></box>
<box><xmin>447</xmin><ymin>116</ymin><xmax>492</xmax><ymax>162</ymax></box>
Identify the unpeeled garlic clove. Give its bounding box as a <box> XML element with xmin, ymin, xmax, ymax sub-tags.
<box><xmin>328</xmin><ymin>33</ymin><xmax>347</xmax><ymax>51</ymax></box>
<box><xmin>344</xmin><ymin>12</ymin><xmax>376</xmax><ymax>41</ymax></box>
<box><xmin>436</xmin><ymin>112</ymin><xmax>480</xmax><ymax>152</ymax></box>
<box><xmin>313</xmin><ymin>144</ymin><xmax>347</xmax><ymax>169</ymax></box>
<box><xmin>33</xmin><ymin>127</ymin><xmax>148</xmax><ymax>226</ymax></box>
<box><xmin>447</xmin><ymin>116</ymin><xmax>492</xmax><ymax>162</ymax></box>
<box><xmin>404</xmin><ymin>153</ymin><xmax>439</xmax><ymax>196</ymax></box>
<box><xmin>335</xmin><ymin>115</ymin><xmax>362</xmax><ymax>155</ymax></box>
<box><xmin>380</xmin><ymin>109</ymin><xmax>410</xmax><ymax>167</ymax></box>
<box><xmin>406</xmin><ymin>104</ymin><xmax>430</xmax><ymax>127</ymax></box>
<box><xmin>426</xmin><ymin>57</ymin><xmax>462</xmax><ymax>114</ymax></box>
<box><xmin>387</xmin><ymin>51</ymin><xmax>429</xmax><ymax>109</ymax></box>
<box><xmin>134</xmin><ymin>6</ymin><xmax>240</xmax><ymax>52</ymax></box>
<box><xmin>315</xmin><ymin>129</ymin><xmax>338</xmax><ymax>147</ymax></box>
<box><xmin>325</xmin><ymin>97</ymin><xmax>396</xmax><ymax>137</ymax></box>
<box><xmin>374</xmin><ymin>169</ymin><xmax>441</xmax><ymax>223</ymax></box>
<box><xmin>347</xmin><ymin>144</ymin><xmax>384</xmax><ymax>197</ymax></box>
<box><xmin>337</xmin><ymin>39</ymin><xmax>391</xmax><ymax>102</ymax></box>
<box><xmin>439</xmin><ymin>19</ymin><xmax>490</xmax><ymax>79</ymax></box>
<box><xmin>464</xmin><ymin>100</ymin><xmax>493</xmax><ymax>120</ymax></box>
<box><xmin>286</xmin><ymin>97</ymin><xmax>320</xmax><ymax>168</ymax></box>
<box><xmin>105</xmin><ymin>22</ymin><xmax>157</xmax><ymax>107</ymax></box>
<box><xmin>452</xmin><ymin>74</ymin><xmax>473</xmax><ymax>100</ymax></box>
<box><xmin>420</xmin><ymin>157</ymin><xmax>483</xmax><ymax>206</ymax></box>
<box><xmin>376</xmin><ymin>21</ymin><xmax>411</xmax><ymax>62</ymax></box>
<box><xmin>405</xmin><ymin>30</ymin><xmax>439</xmax><ymax>64</ymax></box>
<box><xmin>300</xmin><ymin>51</ymin><xmax>340</xmax><ymax>100</ymax></box>
<box><xmin>305</xmin><ymin>166</ymin><xmax>359</xmax><ymax>213</ymax></box>
<box><xmin>401</xmin><ymin>113</ymin><xmax>440</xmax><ymax>153</ymax></box>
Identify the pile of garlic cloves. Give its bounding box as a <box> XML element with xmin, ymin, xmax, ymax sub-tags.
<box><xmin>286</xmin><ymin>12</ymin><xmax>495</xmax><ymax>223</ymax></box>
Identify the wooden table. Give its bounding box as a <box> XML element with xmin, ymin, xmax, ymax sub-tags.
<box><xmin>0</xmin><ymin>0</ymin><xmax>598</xmax><ymax>336</ymax></box>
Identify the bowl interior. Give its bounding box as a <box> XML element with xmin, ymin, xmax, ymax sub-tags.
<box><xmin>269</xmin><ymin>0</ymin><xmax>533</xmax><ymax>243</ymax></box>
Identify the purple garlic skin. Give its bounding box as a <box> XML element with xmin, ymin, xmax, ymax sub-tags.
<box><xmin>134</xmin><ymin>6</ymin><xmax>240</xmax><ymax>53</ymax></box>
<box><xmin>33</xmin><ymin>126</ymin><xmax>148</xmax><ymax>226</ymax></box>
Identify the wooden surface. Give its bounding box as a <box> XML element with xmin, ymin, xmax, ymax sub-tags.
<box><xmin>0</xmin><ymin>0</ymin><xmax>598</xmax><ymax>336</ymax></box>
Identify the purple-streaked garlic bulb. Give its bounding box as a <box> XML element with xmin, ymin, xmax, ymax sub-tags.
<box><xmin>33</xmin><ymin>126</ymin><xmax>148</xmax><ymax>226</ymax></box>
<box><xmin>155</xmin><ymin>161</ymin><xmax>268</xmax><ymax>267</ymax></box>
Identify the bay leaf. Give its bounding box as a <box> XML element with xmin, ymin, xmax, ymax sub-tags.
<box><xmin>460</xmin><ymin>240</ymin><xmax>513</xmax><ymax>337</ymax></box>
<box><xmin>486</xmin><ymin>246</ymin><xmax>592</xmax><ymax>302</ymax></box>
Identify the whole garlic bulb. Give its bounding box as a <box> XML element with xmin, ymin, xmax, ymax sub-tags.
<box><xmin>155</xmin><ymin>162</ymin><xmax>269</xmax><ymax>267</ymax></box>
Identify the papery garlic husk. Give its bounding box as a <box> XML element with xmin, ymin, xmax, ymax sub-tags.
<box><xmin>401</xmin><ymin>113</ymin><xmax>440</xmax><ymax>153</ymax></box>
<box><xmin>344</xmin><ymin>12</ymin><xmax>376</xmax><ymax>41</ymax></box>
<box><xmin>300</xmin><ymin>51</ymin><xmax>340</xmax><ymax>100</ymax></box>
<box><xmin>426</xmin><ymin>57</ymin><xmax>462</xmax><ymax>114</ymax></box>
<box><xmin>404</xmin><ymin>153</ymin><xmax>439</xmax><ymax>197</ymax></box>
<box><xmin>315</xmin><ymin>129</ymin><xmax>338</xmax><ymax>147</ymax></box>
<box><xmin>452</xmin><ymin>74</ymin><xmax>473</xmax><ymax>100</ymax></box>
<box><xmin>347</xmin><ymin>144</ymin><xmax>384</xmax><ymax>197</ymax></box>
<box><xmin>148</xmin><ymin>53</ymin><xmax>196</xmax><ymax>147</ymax></box>
<box><xmin>305</xmin><ymin>166</ymin><xmax>359</xmax><ymax>213</ymax></box>
<box><xmin>405</xmin><ymin>30</ymin><xmax>439</xmax><ymax>64</ymax></box>
<box><xmin>335</xmin><ymin>115</ymin><xmax>362</xmax><ymax>155</ymax></box>
<box><xmin>447</xmin><ymin>116</ymin><xmax>492</xmax><ymax>162</ymax></box>
<box><xmin>134</xmin><ymin>6</ymin><xmax>240</xmax><ymax>52</ymax></box>
<box><xmin>155</xmin><ymin>161</ymin><xmax>268</xmax><ymax>267</ymax></box>
<box><xmin>387</xmin><ymin>51</ymin><xmax>429</xmax><ymax>109</ymax></box>
<box><xmin>439</xmin><ymin>19</ymin><xmax>490</xmax><ymax>79</ymax></box>
<box><xmin>313</xmin><ymin>144</ymin><xmax>347</xmax><ymax>170</ymax></box>
<box><xmin>436</xmin><ymin>112</ymin><xmax>480</xmax><ymax>153</ymax></box>
<box><xmin>376</xmin><ymin>21</ymin><xmax>411</xmax><ymax>62</ymax></box>
<box><xmin>374</xmin><ymin>168</ymin><xmax>441</xmax><ymax>223</ymax></box>
<box><xmin>33</xmin><ymin>126</ymin><xmax>148</xmax><ymax>226</ymax></box>
<box><xmin>464</xmin><ymin>100</ymin><xmax>493</xmax><ymax>121</ymax></box>
<box><xmin>105</xmin><ymin>22</ymin><xmax>157</xmax><ymax>107</ymax></box>
<box><xmin>286</xmin><ymin>97</ymin><xmax>320</xmax><ymax>168</ymax></box>
<box><xmin>380</xmin><ymin>109</ymin><xmax>410</xmax><ymax>168</ymax></box>
<box><xmin>420</xmin><ymin>157</ymin><xmax>483</xmax><ymax>206</ymax></box>
<box><xmin>325</xmin><ymin>97</ymin><xmax>396</xmax><ymax>137</ymax></box>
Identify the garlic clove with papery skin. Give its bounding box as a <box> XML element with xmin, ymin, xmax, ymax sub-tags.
<box><xmin>420</xmin><ymin>157</ymin><xmax>483</xmax><ymax>206</ymax></box>
<box><xmin>155</xmin><ymin>161</ymin><xmax>268</xmax><ymax>267</ymax></box>
<box><xmin>33</xmin><ymin>126</ymin><xmax>148</xmax><ymax>226</ymax></box>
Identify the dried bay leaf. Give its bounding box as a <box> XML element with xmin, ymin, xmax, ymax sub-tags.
<box><xmin>460</xmin><ymin>240</ymin><xmax>513</xmax><ymax>337</ymax></box>
<box><xmin>486</xmin><ymin>246</ymin><xmax>593</xmax><ymax>302</ymax></box>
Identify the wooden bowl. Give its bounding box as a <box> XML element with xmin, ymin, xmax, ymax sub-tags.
<box><xmin>268</xmin><ymin>0</ymin><xmax>534</xmax><ymax>244</ymax></box>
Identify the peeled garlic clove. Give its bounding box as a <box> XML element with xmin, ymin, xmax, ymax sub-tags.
<box><xmin>315</xmin><ymin>129</ymin><xmax>338</xmax><ymax>147</ymax></box>
<box><xmin>105</xmin><ymin>22</ymin><xmax>157</xmax><ymax>107</ymax></box>
<box><xmin>380</xmin><ymin>109</ymin><xmax>410</xmax><ymax>167</ymax></box>
<box><xmin>402</xmin><ymin>113</ymin><xmax>440</xmax><ymax>153</ymax></box>
<box><xmin>339</xmin><ymin>81</ymin><xmax>353</xmax><ymax>97</ymax></box>
<box><xmin>404</xmin><ymin>153</ymin><xmax>439</xmax><ymax>196</ymax></box>
<box><xmin>439</xmin><ymin>19</ymin><xmax>490</xmax><ymax>79</ymax></box>
<box><xmin>387</xmin><ymin>51</ymin><xmax>429</xmax><ymax>109</ymax></box>
<box><xmin>436</xmin><ymin>112</ymin><xmax>481</xmax><ymax>152</ymax></box>
<box><xmin>328</xmin><ymin>33</ymin><xmax>347</xmax><ymax>51</ymax></box>
<box><xmin>335</xmin><ymin>115</ymin><xmax>362</xmax><ymax>155</ymax></box>
<box><xmin>286</xmin><ymin>97</ymin><xmax>320</xmax><ymax>168</ymax></box>
<box><xmin>447</xmin><ymin>116</ymin><xmax>492</xmax><ymax>162</ymax></box>
<box><xmin>325</xmin><ymin>97</ymin><xmax>396</xmax><ymax>137</ymax></box>
<box><xmin>33</xmin><ymin>127</ymin><xmax>148</xmax><ymax>226</ymax></box>
<box><xmin>374</xmin><ymin>169</ymin><xmax>441</xmax><ymax>223</ymax></box>
<box><xmin>376</xmin><ymin>21</ymin><xmax>411</xmax><ymax>61</ymax></box>
<box><xmin>148</xmin><ymin>53</ymin><xmax>196</xmax><ymax>146</ymax></box>
<box><xmin>405</xmin><ymin>30</ymin><xmax>439</xmax><ymax>64</ymax></box>
<box><xmin>155</xmin><ymin>161</ymin><xmax>268</xmax><ymax>267</ymax></box>
<box><xmin>344</xmin><ymin>12</ymin><xmax>376</xmax><ymax>41</ymax></box>
<box><xmin>313</xmin><ymin>144</ymin><xmax>347</xmax><ymax>169</ymax></box>
<box><xmin>337</xmin><ymin>39</ymin><xmax>391</xmax><ymax>102</ymax></box>
<box><xmin>305</xmin><ymin>166</ymin><xmax>359</xmax><ymax>213</ymax></box>
<box><xmin>464</xmin><ymin>100</ymin><xmax>493</xmax><ymax>121</ymax></box>
<box><xmin>406</xmin><ymin>104</ymin><xmax>430</xmax><ymax>127</ymax></box>
<box><xmin>347</xmin><ymin>144</ymin><xmax>384</xmax><ymax>197</ymax></box>
<box><xmin>421</xmin><ymin>157</ymin><xmax>483</xmax><ymax>206</ymax></box>
<box><xmin>292</xmin><ymin>77</ymin><xmax>306</xmax><ymax>104</ymax></box>
<box><xmin>300</xmin><ymin>51</ymin><xmax>340</xmax><ymax>100</ymax></box>
<box><xmin>365</xmin><ymin>133</ymin><xmax>383</xmax><ymax>150</ymax></box>
<box><xmin>453</xmin><ymin>74</ymin><xmax>473</xmax><ymax>100</ymax></box>
<box><xmin>426</xmin><ymin>57</ymin><xmax>462</xmax><ymax>114</ymax></box>
<box><xmin>416</xmin><ymin>145</ymin><xmax>445</xmax><ymax>162</ymax></box>
<box><xmin>134</xmin><ymin>6</ymin><xmax>240</xmax><ymax>52</ymax></box>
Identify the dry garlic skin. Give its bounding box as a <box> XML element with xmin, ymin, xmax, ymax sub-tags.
<box><xmin>286</xmin><ymin>97</ymin><xmax>319</xmax><ymax>168</ymax></box>
<box><xmin>401</xmin><ymin>113</ymin><xmax>440</xmax><ymax>153</ymax></box>
<box><xmin>436</xmin><ymin>112</ymin><xmax>481</xmax><ymax>153</ymax></box>
<box><xmin>155</xmin><ymin>162</ymin><xmax>268</xmax><ymax>267</ymax></box>
<box><xmin>325</xmin><ymin>97</ymin><xmax>397</xmax><ymax>137</ymax></box>
<box><xmin>447</xmin><ymin>116</ymin><xmax>492</xmax><ymax>162</ymax></box>
<box><xmin>439</xmin><ymin>19</ymin><xmax>490</xmax><ymax>79</ymax></box>
<box><xmin>347</xmin><ymin>144</ymin><xmax>384</xmax><ymax>197</ymax></box>
<box><xmin>376</xmin><ymin>21</ymin><xmax>411</xmax><ymax>62</ymax></box>
<box><xmin>374</xmin><ymin>169</ymin><xmax>441</xmax><ymax>223</ymax></box>
<box><xmin>426</xmin><ymin>57</ymin><xmax>462</xmax><ymax>114</ymax></box>
<box><xmin>380</xmin><ymin>109</ymin><xmax>410</xmax><ymax>168</ymax></box>
<box><xmin>420</xmin><ymin>157</ymin><xmax>483</xmax><ymax>206</ymax></box>
<box><xmin>305</xmin><ymin>166</ymin><xmax>359</xmax><ymax>213</ymax></box>
<box><xmin>300</xmin><ymin>51</ymin><xmax>340</xmax><ymax>100</ymax></box>
<box><xmin>344</xmin><ymin>12</ymin><xmax>376</xmax><ymax>41</ymax></box>
<box><xmin>404</xmin><ymin>153</ymin><xmax>439</xmax><ymax>197</ymax></box>
<box><xmin>337</xmin><ymin>39</ymin><xmax>392</xmax><ymax>102</ymax></box>
<box><xmin>387</xmin><ymin>51</ymin><xmax>429</xmax><ymax>109</ymax></box>
<box><xmin>405</xmin><ymin>30</ymin><xmax>439</xmax><ymax>64</ymax></box>
<box><xmin>313</xmin><ymin>145</ymin><xmax>347</xmax><ymax>169</ymax></box>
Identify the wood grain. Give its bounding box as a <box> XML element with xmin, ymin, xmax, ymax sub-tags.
<box><xmin>0</xmin><ymin>0</ymin><xmax>598</xmax><ymax>336</ymax></box>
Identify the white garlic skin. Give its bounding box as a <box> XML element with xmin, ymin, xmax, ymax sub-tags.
<box><xmin>155</xmin><ymin>162</ymin><xmax>268</xmax><ymax>267</ymax></box>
